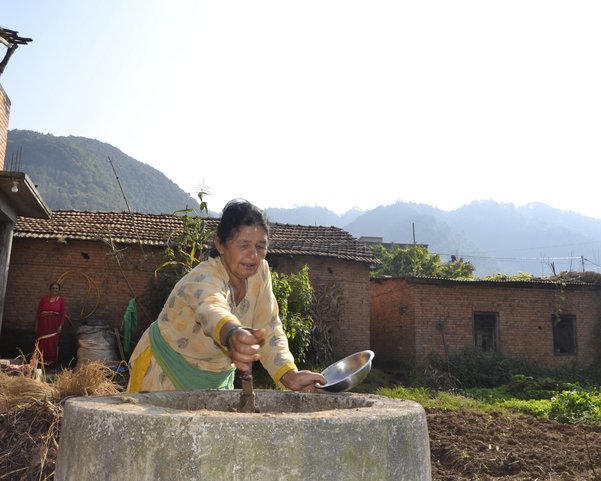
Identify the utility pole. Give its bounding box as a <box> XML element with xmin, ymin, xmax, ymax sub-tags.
<box><xmin>412</xmin><ymin>222</ymin><xmax>417</xmax><ymax>275</ymax></box>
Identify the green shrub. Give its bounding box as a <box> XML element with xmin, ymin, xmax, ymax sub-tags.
<box><xmin>271</xmin><ymin>265</ymin><xmax>314</xmax><ymax>364</ymax></box>
<box><xmin>427</xmin><ymin>349</ymin><xmax>593</xmax><ymax>389</ymax></box>
<box><xmin>548</xmin><ymin>386</ymin><xmax>601</xmax><ymax>424</ymax></box>
<box><xmin>505</xmin><ymin>374</ymin><xmax>564</xmax><ymax>400</ymax></box>
<box><xmin>462</xmin><ymin>386</ymin><xmax>514</xmax><ymax>403</ymax></box>
<box><xmin>377</xmin><ymin>385</ymin><xmax>498</xmax><ymax>412</ymax></box>
<box><xmin>499</xmin><ymin>398</ymin><xmax>552</xmax><ymax>417</ymax></box>
<box><xmin>145</xmin><ymin>191</ymin><xmax>213</xmax><ymax>320</ymax></box>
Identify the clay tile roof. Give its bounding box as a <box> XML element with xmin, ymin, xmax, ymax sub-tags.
<box><xmin>268</xmin><ymin>222</ymin><xmax>378</xmax><ymax>263</ymax></box>
<box><xmin>15</xmin><ymin>210</ymin><xmax>180</xmax><ymax>246</ymax></box>
<box><xmin>14</xmin><ymin>210</ymin><xmax>378</xmax><ymax>264</ymax></box>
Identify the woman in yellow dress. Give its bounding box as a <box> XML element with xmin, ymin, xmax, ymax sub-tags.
<box><xmin>128</xmin><ymin>199</ymin><xmax>325</xmax><ymax>392</ymax></box>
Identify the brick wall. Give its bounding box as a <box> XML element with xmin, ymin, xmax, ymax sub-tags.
<box><xmin>269</xmin><ymin>254</ymin><xmax>372</xmax><ymax>359</ymax></box>
<box><xmin>0</xmin><ymin>84</ymin><xmax>9</xmax><ymax>170</ymax></box>
<box><xmin>371</xmin><ymin>277</ymin><xmax>601</xmax><ymax>369</ymax></box>
<box><xmin>3</xmin><ymin>238</ymin><xmax>373</xmax><ymax>363</ymax></box>
<box><xmin>371</xmin><ymin>277</ymin><xmax>416</xmax><ymax>366</ymax></box>
<box><xmin>4</xmin><ymin>238</ymin><xmax>164</xmax><ymax>357</ymax></box>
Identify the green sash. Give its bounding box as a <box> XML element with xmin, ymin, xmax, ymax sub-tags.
<box><xmin>148</xmin><ymin>321</ymin><xmax>234</xmax><ymax>390</ymax></box>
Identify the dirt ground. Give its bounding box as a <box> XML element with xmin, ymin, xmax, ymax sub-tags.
<box><xmin>3</xmin><ymin>363</ymin><xmax>601</xmax><ymax>480</ymax></box>
<box><xmin>427</xmin><ymin>408</ymin><xmax>601</xmax><ymax>481</ymax></box>
<box><xmin>2</xmin><ymin>406</ymin><xmax>601</xmax><ymax>481</ymax></box>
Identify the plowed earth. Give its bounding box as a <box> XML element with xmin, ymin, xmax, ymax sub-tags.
<box><xmin>427</xmin><ymin>408</ymin><xmax>601</xmax><ymax>481</ymax></box>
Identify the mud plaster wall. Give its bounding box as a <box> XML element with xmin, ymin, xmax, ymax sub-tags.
<box><xmin>370</xmin><ymin>277</ymin><xmax>601</xmax><ymax>369</ymax></box>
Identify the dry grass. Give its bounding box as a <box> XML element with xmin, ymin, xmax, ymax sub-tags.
<box><xmin>51</xmin><ymin>363</ymin><xmax>121</xmax><ymax>400</ymax></box>
<box><xmin>0</xmin><ymin>375</ymin><xmax>57</xmax><ymax>414</ymax></box>
<box><xmin>0</xmin><ymin>362</ymin><xmax>123</xmax><ymax>481</ymax></box>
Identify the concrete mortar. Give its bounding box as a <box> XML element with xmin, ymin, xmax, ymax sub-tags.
<box><xmin>55</xmin><ymin>390</ymin><xmax>432</xmax><ymax>481</ymax></box>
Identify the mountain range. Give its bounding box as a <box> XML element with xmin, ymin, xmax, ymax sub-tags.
<box><xmin>6</xmin><ymin>129</ymin><xmax>601</xmax><ymax>277</ymax></box>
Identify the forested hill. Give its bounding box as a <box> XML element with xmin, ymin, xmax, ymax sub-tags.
<box><xmin>5</xmin><ymin>129</ymin><xmax>199</xmax><ymax>214</ymax></box>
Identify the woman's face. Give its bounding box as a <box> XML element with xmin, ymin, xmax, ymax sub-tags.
<box><xmin>49</xmin><ymin>284</ymin><xmax>60</xmax><ymax>295</ymax></box>
<box><xmin>215</xmin><ymin>225</ymin><xmax>268</xmax><ymax>284</ymax></box>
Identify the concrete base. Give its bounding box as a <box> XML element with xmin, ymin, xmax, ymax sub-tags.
<box><xmin>56</xmin><ymin>390</ymin><xmax>432</xmax><ymax>481</ymax></box>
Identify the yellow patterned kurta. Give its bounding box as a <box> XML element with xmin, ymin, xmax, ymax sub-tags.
<box><xmin>127</xmin><ymin>257</ymin><xmax>297</xmax><ymax>391</ymax></box>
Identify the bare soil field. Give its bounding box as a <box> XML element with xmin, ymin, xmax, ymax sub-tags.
<box><xmin>3</xmin><ymin>364</ymin><xmax>601</xmax><ymax>480</ymax></box>
<box><xmin>428</xmin><ymin>408</ymin><xmax>601</xmax><ymax>481</ymax></box>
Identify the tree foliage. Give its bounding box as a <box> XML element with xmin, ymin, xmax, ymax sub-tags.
<box><xmin>144</xmin><ymin>191</ymin><xmax>213</xmax><ymax>318</ymax></box>
<box><xmin>271</xmin><ymin>265</ymin><xmax>314</xmax><ymax>364</ymax></box>
<box><xmin>370</xmin><ymin>243</ymin><xmax>475</xmax><ymax>279</ymax></box>
<box><xmin>157</xmin><ymin>192</ymin><xmax>213</xmax><ymax>277</ymax></box>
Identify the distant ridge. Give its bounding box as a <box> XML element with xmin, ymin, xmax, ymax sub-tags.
<box><xmin>267</xmin><ymin>201</ymin><xmax>601</xmax><ymax>278</ymax></box>
<box><xmin>6</xmin><ymin>129</ymin><xmax>601</xmax><ymax>277</ymax></box>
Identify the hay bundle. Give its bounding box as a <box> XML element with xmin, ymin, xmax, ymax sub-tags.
<box><xmin>0</xmin><ymin>374</ymin><xmax>57</xmax><ymax>413</ymax></box>
<box><xmin>0</xmin><ymin>362</ymin><xmax>122</xmax><ymax>480</ymax></box>
<box><xmin>52</xmin><ymin>362</ymin><xmax>121</xmax><ymax>399</ymax></box>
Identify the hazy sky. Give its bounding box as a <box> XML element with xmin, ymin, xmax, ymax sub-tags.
<box><xmin>2</xmin><ymin>1</ymin><xmax>600</xmax><ymax>218</ymax></box>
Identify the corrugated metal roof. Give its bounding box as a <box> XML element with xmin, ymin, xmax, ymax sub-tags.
<box><xmin>14</xmin><ymin>210</ymin><xmax>379</xmax><ymax>264</ymax></box>
<box><xmin>373</xmin><ymin>275</ymin><xmax>601</xmax><ymax>289</ymax></box>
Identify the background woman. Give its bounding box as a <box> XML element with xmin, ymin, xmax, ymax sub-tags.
<box><xmin>128</xmin><ymin>199</ymin><xmax>325</xmax><ymax>392</ymax></box>
<box><xmin>34</xmin><ymin>282</ymin><xmax>67</xmax><ymax>366</ymax></box>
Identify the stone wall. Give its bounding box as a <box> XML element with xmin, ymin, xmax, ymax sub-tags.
<box><xmin>371</xmin><ymin>277</ymin><xmax>601</xmax><ymax>369</ymax></box>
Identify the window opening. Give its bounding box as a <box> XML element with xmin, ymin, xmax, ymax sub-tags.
<box><xmin>474</xmin><ymin>312</ymin><xmax>498</xmax><ymax>352</ymax></box>
<box><xmin>552</xmin><ymin>314</ymin><xmax>576</xmax><ymax>355</ymax></box>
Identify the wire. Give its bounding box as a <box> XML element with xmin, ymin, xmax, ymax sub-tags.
<box><xmin>477</xmin><ymin>240</ymin><xmax>601</xmax><ymax>254</ymax></box>
<box><xmin>437</xmin><ymin>253</ymin><xmax>584</xmax><ymax>263</ymax></box>
<box><xmin>433</xmin><ymin>252</ymin><xmax>601</xmax><ymax>274</ymax></box>
<box><xmin>583</xmin><ymin>258</ymin><xmax>601</xmax><ymax>269</ymax></box>
<box><xmin>56</xmin><ymin>270</ymin><xmax>100</xmax><ymax>324</ymax></box>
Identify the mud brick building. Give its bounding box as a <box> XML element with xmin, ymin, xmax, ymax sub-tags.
<box><xmin>371</xmin><ymin>276</ymin><xmax>601</xmax><ymax>369</ymax></box>
<box><xmin>2</xmin><ymin>211</ymin><xmax>377</xmax><ymax>364</ymax></box>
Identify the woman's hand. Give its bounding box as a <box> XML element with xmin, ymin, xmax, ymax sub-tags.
<box><xmin>280</xmin><ymin>369</ymin><xmax>326</xmax><ymax>393</ymax></box>
<box><xmin>223</xmin><ymin>326</ymin><xmax>265</xmax><ymax>372</ymax></box>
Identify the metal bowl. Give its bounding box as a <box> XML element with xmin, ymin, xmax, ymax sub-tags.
<box><xmin>316</xmin><ymin>350</ymin><xmax>375</xmax><ymax>392</ymax></box>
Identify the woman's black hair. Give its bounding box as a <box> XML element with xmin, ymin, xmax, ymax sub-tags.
<box><xmin>210</xmin><ymin>199</ymin><xmax>269</xmax><ymax>257</ymax></box>
<box><xmin>49</xmin><ymin>282</ymin><xmax>61</xmax><ymax>290</ymax></box>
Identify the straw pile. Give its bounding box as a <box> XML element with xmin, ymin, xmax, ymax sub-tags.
<box><xmin>0</xmin><ymin>362</ymin><xmax>122</xmax><ymax>481</ymax></box>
